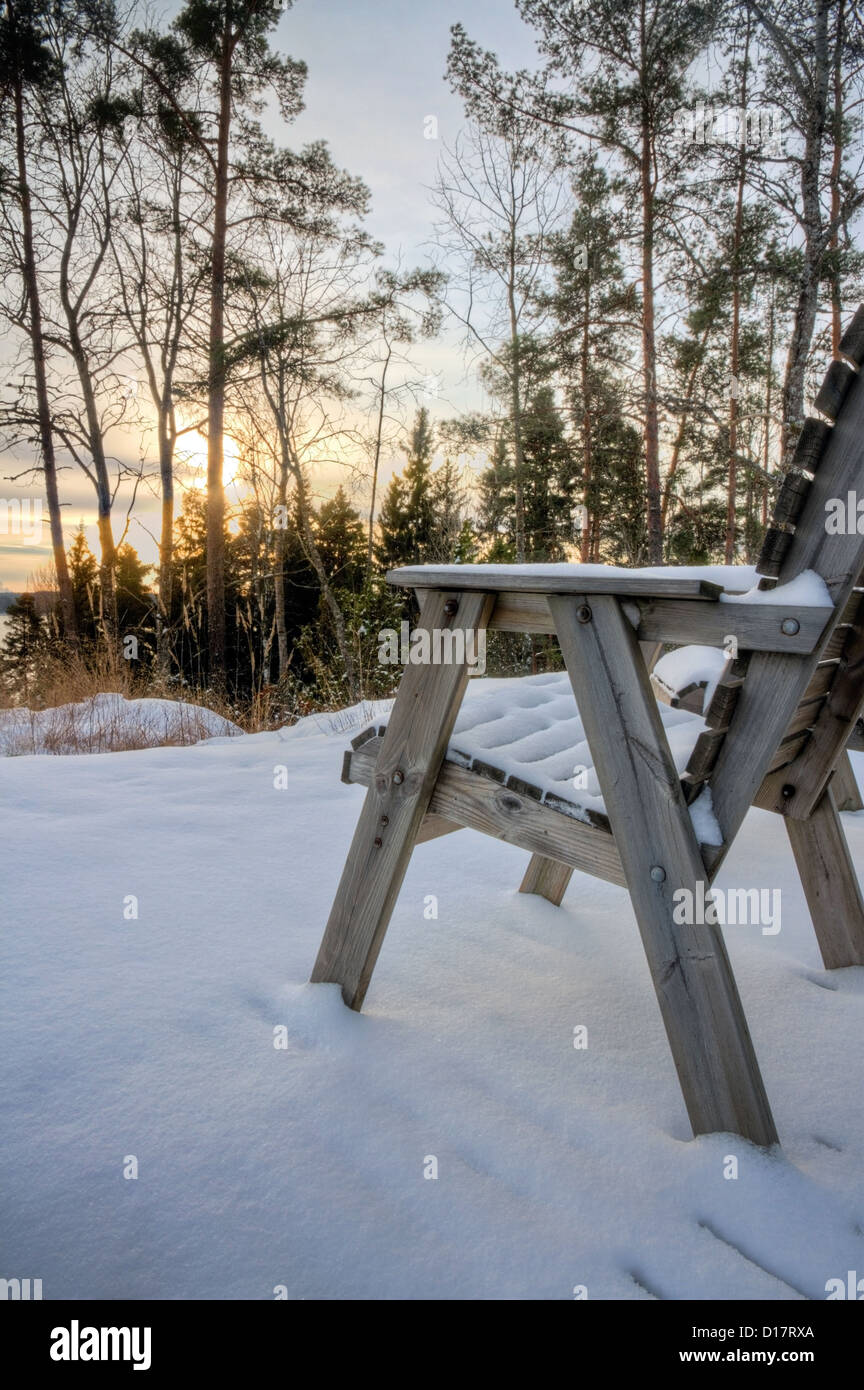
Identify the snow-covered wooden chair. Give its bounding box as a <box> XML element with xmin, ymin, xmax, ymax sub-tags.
<box><xmin>312</xmin><ymin>305</ymin><xmax>864</xmax><ymax>1148</ymax></box>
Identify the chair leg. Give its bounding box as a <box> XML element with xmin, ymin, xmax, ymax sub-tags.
<box><xmin>312</xmin><ymin>589</ymin><xmax>494</xmax><ymax>1010</ymax></box>
<box><xmin>520</xmin><ymin>854</ymin><xmax>574</xmax><ymax>905</ymax></box>
<box><xmin>549</xmin><ymin>593</ymin><xmax>778</xmax><ymax>1146</ymax></box>
<box><xmin>786</xmin><ymin>786</ymin><xmax>864</xmax><ymax>968</ymax></box>
<box><xmin>832</xmin><ymin>750</ymin><xmax>863</xmax><ymax>812</ymax></box>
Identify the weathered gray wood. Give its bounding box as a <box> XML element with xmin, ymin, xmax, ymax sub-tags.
<box><xmin>786</xmin><ymin>788</ymin><xmax>864</xmax><ymax>968</ymax></box>
<box><xmin>346</xmin><ymin>736</ymin><xmax>627</xmax><ymax>887</ymax></box>
<box><xmin>830</xmin><ymin>750</ymin><xmax>863</xmax><ymax>813</ymax></box>
<box><xmin>839</xmin><ymin>304</ymin><xmax>864</xmax><ymax>367</ymax></box>
<box><xmin>549</xmin><ymin>593</ymin><xmax>777</xmax><ymax>1146</ymax></box>
<box><xmin>519</xmin><ymin>855</ymin><xmax>575</xmax><ymax>905</ymax></box>
<box><xmin>454</xmin><ymin>586</ymin><xmax>831</xmax><ymax>653</ymax></box>
<box><xmin>391</xmin><ymin>565</ymin><xmax>724</xmax><ymax>599</ymax></box>
<box><xmin>708</xmin><ymin>365</ymin><xmax>864</xmax><ymax>863</ymax></box>
<box><xmin>757</xmin><ymin>609</ymin><xmax>864</xmax><ymax>818</ymax></box>
<box><xmin>312</xmin><ymin>589</ymin><xmax>494</xmax><ymax>1009</ymax></box>
<box><xmin>639</xmin><ymin>640</ymin><xmax>664</xmax><ymax>673</ymax></box>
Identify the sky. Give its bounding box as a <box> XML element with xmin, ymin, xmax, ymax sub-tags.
<box><xmin>0</xmin><ymin>0</ymin><xmax>541</xmax><ymax>591</ymax></box>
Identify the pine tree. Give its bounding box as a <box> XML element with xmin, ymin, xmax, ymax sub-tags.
<box><xmin>67</xmin><ymin>527</ymin><xmax>100</xmax><ymax>641</ymax></box>
<box><xmin>374</xmin><ymin>409</ymin><xmax>437</xmax><ymax>570</ymax></box>
<box><xmin>0</xmin><ymin>592</ymin><xmax>45</xmax><ymax>700</ymax></box>
<box><xmin>316</xmin><ymin>488</ymin><xmax>366</xmax><ymax>592</ymax></box>
<box><xmin>521</xmin><ymin>387</ymin><xmax>571</xmax><ymax>560</ymax></box>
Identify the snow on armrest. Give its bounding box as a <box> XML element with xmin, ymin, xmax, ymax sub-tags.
<box><xmin>651</xmin><ymin>645</ymin><xmax>728</xmax><ymax>715</ymax></box>
<box><xmin>388</xmin><ymin>562</ymin><xmax>732</xmax><ymax>600</ymax></box>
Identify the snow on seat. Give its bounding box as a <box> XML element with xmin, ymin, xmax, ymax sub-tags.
<box><xmin>354</xmin><ymin>672</ymin><xmax>710</xmax><ymax>831</ymax></box>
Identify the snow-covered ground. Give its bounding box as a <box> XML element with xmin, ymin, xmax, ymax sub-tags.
<box><xmin>2</xmin><ymin>683</ymin><xmax>864</xmax><ymax>1300</ymax></box>
<box><xmin>0</xmin><ymin>693</ymin><xmax>241</xmax><ymax>756</ymax></box>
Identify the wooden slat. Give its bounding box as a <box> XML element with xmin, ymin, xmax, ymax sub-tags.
<box><xmin>790</xmin><ymin>417</ymin><xmax>834</xmax><ymax>474</ymax></box>
<box><xmin>801</xmin><ymin>660</ymin><xmax>841</xmax><ymax>702</ymax></box>
<box><xmin>786</xmin><ymin>789</ymin><xmax>864</xmax><ymax>968</ymax></box>
<box><xmin>549</xmin><ymin>593</ymin><xmax>777</xmax><ymax>1145</ymax></box>
<box><xmin>772</xmin><ymin>470</ymin><xmax>812</xmax><ymax>528</ymax></box>
<box><xmin>756</xmin><ymin>526</ymin><xmax>795</xmax><ymax>578</ymax></box>
<box><xmin>757</xmin><ymin>604</ymin><xmax>864</xmax><ymax>818</ymax></box>
<box><xmin>392</xmin><ymin>566</ymin><xmax>724</xmax><ymax>599</ymax></box>
<box><xmin>708</xmin><ymin>361</ymin><xmax>864</xmax><ymax>863</ymax></box>
<box><xmin>846</xmin><ymin>719</ymin><xmax>864</xmax><ymax>752</ymax></box>
<box><xmin>781</xmin><ymin>697</ymin><xmax>826</xmax><ymax>739</ymax></box>
<box><xmin>519</xmin><ymin>856</ymin><xmax>575</xmax><ymax>905</ymax></box>
<box><xmin>346</xmin><ymin>738</ymin><xmax>627</xmax><ymax>886</ymax></box>
<box><xmin>473</xmin><ymin>588</ymin><xmax>831</xmax><ymax>653</ymax></box>
<box><xmin>839</xmin><ymin>305</ymin><xmax>864</xmax><ymax>368</ymax></box>
<box><xmin>312</xmin><ymin>589</ymin><xmax>495</xmax><ymax>1009</ymax></box>
<box><xmin>831</xmin><ymin>750</ymin><xmax>863</xmax><ymax>813</ymax></box>
<box><xmin>815</xmin><ymin>359</ymin><xmax>857</xmax><ymax>420</ymax></box>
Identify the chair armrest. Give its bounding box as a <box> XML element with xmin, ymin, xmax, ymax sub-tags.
<box><xmin>388</xmin><ymin>563</ymin><xmax>724</xmax><ymax>601</ymax></box>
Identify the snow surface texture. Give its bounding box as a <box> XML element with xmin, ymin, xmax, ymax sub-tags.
<box><xmin>2</xmin><ymin>679</ymin><xmax>863</xmax><ymax>1300</ymax></box>
<box><xmin>0</xmin><ymin>693</ymin><xmax>241</xmax><ymax>756</ymax></box>
<box><xmin>402</xmin><ymin>561</ymin><xmax>759</xmax><ymax>589</ymax></box>
<box><xmin>367</xmin><ymin>672</ymin><xmax>711</xmax><ymax>836</ymax></box>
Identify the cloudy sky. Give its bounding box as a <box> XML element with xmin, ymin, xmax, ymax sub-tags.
<box><xmin>0</xmin><ymin>0</ymin><xmax>541</xmax><ymax>590</ymax></box>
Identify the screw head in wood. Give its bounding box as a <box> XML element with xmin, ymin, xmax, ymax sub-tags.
<box><xmin>373</xmin><ymin>837</ymin><xmax>383</xmax><ymax>848</ymax></box>
<box><xmin>576</xmin><ymin>604</ymin><xmax>592</xmax><ymax>623</ymax></box>
<box><xmin>781</xmin><ymin>783</ymin><xmax>795</xmax><ymax>799</ymax></box>
<box><xmin>780</xmin><ymin>617</ymin><xmax>800</xmax><ymax>636</ymax></box>
<box><xmin>392</xmin><ymin>769</ymin><xmax>404</xmax><ymax>785</ymax></box>
<box><xmin>650</xmin><ymin>865</ymin><xmax>666</xmax><ymax>883</ymax></box>
<box><xmin>443</xmin><ymin>598</ymin><xmax>459</xmax><ymax>617</ymax></box>
<box><xmin>380</xmin><ymin>815</ymin><xmax>389</xmax><ymax>826</ymax></box>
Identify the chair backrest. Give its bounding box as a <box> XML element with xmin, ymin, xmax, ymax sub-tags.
<box><xmin>685</xmin><ymin>304</ymin><xmax>864</xmax><ymax>847</ymax></box>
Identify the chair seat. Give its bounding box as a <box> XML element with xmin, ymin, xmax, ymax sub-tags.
<box><xmin>359</xmin><ymin>672</ymin><xmax>708</xmax><ymax>828</ymax></box>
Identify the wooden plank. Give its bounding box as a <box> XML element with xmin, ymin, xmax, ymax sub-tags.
<box><xmin>757</xmin><ymin>607</ymin><xmax>864</xmax><ymax>818</ymax></box>
<box><xmin>347</xmin><ymin>737</ymin><xmax>627</xmax><ymax>886</ymax></box>
<box><xmin>633</xmin><ymin>598</ymin><xmax>831</xmax><ymax>654</ymax></box>
<box><xmin>814</xmin><ymin>359</ymin><xmax>857</xmax><ymax>420</ymax></box>
<box><xmin>789</xmin><ymin>417</ymin><xmax>834</xmax><ymax>475</ymax></box>
<box><xmin>416</xmin><ymin>814</ymin><xmax>463</xmax><ymax>844</ymax></box>
<box><xmin>830</xmin><ymin>750</ymin><xmax>863</xmax><ymax>813</ymax></box>
<box><xmin>708</xmin><ymin>364</ymin><xmax>864</xmax><ymax>862</ymax></box>
<box><xmin>549</xmin><ymin>593</ymin><xmax>777</xmax><ymax>1146</ymax></box>
<box><xmin>311</xmin><ymin>589</ymin><xmax>495</xmax><ymax>1009</ymax></box>
<box><xmin>390</xmin><ymin>565</ymin><xmax>724</xmax><ymax>599</ymax></box>
<box><xmin>480</xmin><ymin>588</ymin><xmax>831</xmax><ymax>653</ymax></box>
<box><xmin>846</xmin><ymin>719</ymin><xmax>864</xmax><ymax>752</ymax></box>
<box><xmin>786</xmin><ymin>788</ymin><xmax>864</xmax><ymax>968</ymax></box>
<box><xmin>519</xmin><ymin>855</ymin><xmax>575</xmax><ymax>906</ymax></box>
<box><xmin>839</xmin><ymin>304</ymin><xmax>864</xmax><ymax>368</ymax></box>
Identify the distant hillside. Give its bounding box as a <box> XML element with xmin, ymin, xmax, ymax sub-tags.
<box><xmin>0</xmin><ymin>591</ymin><xmax>58</xmax><ymax>615</ymax></box>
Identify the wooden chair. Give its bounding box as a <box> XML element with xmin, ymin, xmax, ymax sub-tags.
<box><xmin>312</xmin><ymin>305</ymin><xmax>864</xmax><ymax>1148</ymax></box>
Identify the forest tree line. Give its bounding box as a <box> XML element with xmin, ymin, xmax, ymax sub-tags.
<box><xmin>0</xmin><ymin>0</ymin><xmax>862</xmax><ymax>714</ymax></box>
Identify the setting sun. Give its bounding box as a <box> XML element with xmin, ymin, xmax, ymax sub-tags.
<box><xmin>178</xmin><ymin>429</ymin><xmax>242</xmax><ymax>488</ymax></box>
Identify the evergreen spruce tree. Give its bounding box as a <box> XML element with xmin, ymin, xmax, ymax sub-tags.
<box><xmin>316</xmin><ymin>488</ymin><xmax>366</xmax><ymax>592</ymax></box>
<box><xmin>374</xmin><ymin>408</ymin><xmax>437</xmax><ymax>570</ymax></box>
<box><xmin>0</xmin><ymin>592</ymin><xmax>45</xmax><ymax>699</ymax></box>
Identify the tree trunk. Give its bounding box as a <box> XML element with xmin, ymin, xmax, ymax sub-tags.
<box><xmin>206</xmin><ymin>37</ymin><xmax>233</xmax><ymax>686</ymax></box>
<box><xmin>778</xmin><ymin>0</ymin><xmax>830</xmax><ymax>472</ymax></box>
<box><xmin>508</xmin><ymin>274</ymin><xmax>526</xmax><ymax>564</ymax></box>
<box><xmin>640</xmin><ymin>106</ymin><xmax>662</xmax><ymax>563</ymax></box>
<box><xmin>14</xmin><ymin>76</ymin><xmax>76</xmax><ymax>641</ymax></box>
<box><xmin>367</xmin><ymin>341</ymin><xmax>391</xmax><ymax>571</ymax></box>
<box><xmin>725</xmin><ymin>24</ymin><xmax>751</xmax><ymax>564</ymax></box>
<box><xmin>579</xmin><ymin>278</ymin><xmax>594</xmax><ymax>562</ymax></box>
<box><xmin>829</xmin><ymin>0</ymin><xmax>845</xmax><ymax>358</ymax></box>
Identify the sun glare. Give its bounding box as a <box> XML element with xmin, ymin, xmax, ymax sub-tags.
<box><xmin>179</xmin><ymin>430</ymin><xmax>242</xmax><ymax>489</ymax></box>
